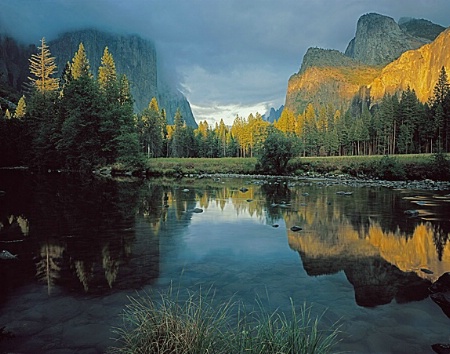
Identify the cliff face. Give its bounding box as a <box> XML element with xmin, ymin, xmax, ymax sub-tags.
<box><xmin>49</xmin><ymin>29</ymin><xmax>196</xmax><ymax>127</ymax></box>
<box><xmin>50</xmin><ymin>29</ymin><xmax>157</xmax><ymax>110</ymax></box>
<box><xmin>0</xmin><ymin>34</ymin><xmax>35</xmax><ymax>93</ymax></box>
<box><xmin>285</xmin><ymin>13</ymin><xmax>447</xmax><ymax>115</ymax></box>
<box><xmin>345</xmin><ymin>13</ymin><xmax>429</xmax><ymax>66</ymax></box>
<box><xmin>285</xmin><ymin>48</ymin><xmax>380</xmax><ymax>113</ymax></box>
<box><xmin>0</xmin><ymin>29</ymin><xmax>197</xmax><ymax>127</ymax></box>
<box><xmin>399</xmin><ymin>17</ymin><xmax>446</xmax><ymax>42</ymax></box>
<box><xmin>368</xmin><ymin>28</ymin><xmax>450</xmax><ymax>102</ymax></box>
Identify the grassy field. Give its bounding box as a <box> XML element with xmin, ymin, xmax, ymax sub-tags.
<box><xmin>141</xmin><ymin>153</ymin><xmax>448</xmax><ymax>181</ymax></box>
<box><xmin>145</xmin><ymin>157</ymin><xmax>258</xmax><ymax>176</ymax></box>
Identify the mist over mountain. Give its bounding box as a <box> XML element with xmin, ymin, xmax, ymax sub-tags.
<box><xmin>0</xmin><ymin>28</ymin><xmax>197</xmax><ymax>127</ymax></box>
<box><xmin>285</xmin><ymin>13</ymin><xmax>448</xmax><ymax>115</ymax></box>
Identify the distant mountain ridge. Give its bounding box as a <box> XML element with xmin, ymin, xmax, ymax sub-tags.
<box><xmin>285</xmin><ymin>13</ymin><xmax>448</xmax><ymax>115</ymax></box>
<box><xmin>263</xmin><ymin>105</ymin><xmax>284</xmax><ymax>123</ymax></box>
<box><xmin>0</xmin><ymin>29</ymin><xmax>197</xmax><ymax>127</ymax></box>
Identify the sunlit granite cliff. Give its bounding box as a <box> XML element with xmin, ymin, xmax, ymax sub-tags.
<box><xmin>284</xmin><ymin>13</ymin><xmax>447</xmax><ymax>115</ymax></box>
<box><xmin>285</xmin><ymin>48</ymin><xmax>381</xmax><ymax>112</ymax></box>
<box><xmin>368</xmin><ymin>27</ymin><xmax>450</xmax><ymax>102</ymax></box>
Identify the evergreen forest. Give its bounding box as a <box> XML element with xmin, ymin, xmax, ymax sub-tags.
<box><xmin>0</xmin><ymin>38</ymin><xmax>450</xmax><ymax>172</ymax></box>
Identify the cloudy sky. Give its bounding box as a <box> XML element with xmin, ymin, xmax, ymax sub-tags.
<box><xmin>1</xmin><ymin>0</ymin><xmax>450</xmax><ymax>125</ymax></box>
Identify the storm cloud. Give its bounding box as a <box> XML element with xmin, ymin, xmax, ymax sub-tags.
<box><xmin>2</xmin><ymin>0</ymin><xmax>450</xmax><ymax>124</ymax></box>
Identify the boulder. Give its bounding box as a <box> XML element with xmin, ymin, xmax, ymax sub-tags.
<box><xmin>430</xmin><ymin>272</ymin><xmax>450</xmax><ymax>293</ymax></box>
<box><xmin>430</xmin><ymin>292</ymin><xmax>450</xmax><ymax>318</ymax></box>
<box><xmin>432</xmin><ymin>343</ymin><xmax>450</xmax><ymax>354</ymax></box>
<box><xmin>430</xmin><ymin>273</ymin><xmax>450</xmax><ymax>318</ymax></box>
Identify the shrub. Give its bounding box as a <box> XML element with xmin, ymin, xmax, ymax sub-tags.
<box><xmin>256</xmin><ymin>128</ymin><xmax>298</xmax><ymax>175</ymax></box>
<box><xmin>430</xmin><ymin>152</ymin><xmax>450</xmax><ymax>181</ymax></box>
<box><xmin>376</xmin><ymin>155</ymin><xmax>406</xmax><ymax>180</ymax></box>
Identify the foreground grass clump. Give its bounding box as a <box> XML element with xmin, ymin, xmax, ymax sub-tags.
<box><xmin>109</xmin><ymin>287</ymin><xmax>341</xmax><ymax>354</ymax></box>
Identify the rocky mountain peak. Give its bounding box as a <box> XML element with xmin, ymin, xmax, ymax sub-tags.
<box><xmin>299</xmin><ymin>47</ymin><xmax>361</xmax><ymax>73</ymax></box>
<box><xmin>345</xmin><ymin>13</ymin><xmax>428</xmax><ymax>66</ymax></box>
<box><xmin>399</xmin><ymin>17</ymin><xmax>446</xmax><ymax>42</ymax></box>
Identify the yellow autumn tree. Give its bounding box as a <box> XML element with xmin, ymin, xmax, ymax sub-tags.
<box><xmin>28</xmin><ymin>37</ymin><xmax>59</xmax><ymax>93</ymax></box>
<box><xmin>15</xmin><ymin>96</ymin><xmax>26</xmax><ymax>118</ymax></box>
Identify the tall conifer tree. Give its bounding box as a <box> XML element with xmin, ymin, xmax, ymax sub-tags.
<box><xmin>71</xmin><ymin>43</ymin><xmax>91</xmax><ymax>80</ymax></box>
<box><xmin>28</xmin><ymin>37</ymin><xmax>59</xmax><ymax>93</ymax></box>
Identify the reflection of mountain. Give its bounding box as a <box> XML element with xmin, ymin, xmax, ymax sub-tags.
<box><xmin>285</xmin><ymin>185</ymin><xmax>450</xmax><ymax>306</ymax></box>
<box><xmin>2</xmin><ymin>172</ymin><xmax>450</xmax><ymax>311</ymax></box>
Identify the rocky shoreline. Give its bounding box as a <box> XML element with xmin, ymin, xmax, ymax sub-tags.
<box><xmin>186</xmin><ymin>172</ymin><xmax>450</xmax><ymax>191</ymax></box>
<box><xmin>92</xmin><ymin>165</ymin><xmax>450</xmax><ymax>191</ymax></box>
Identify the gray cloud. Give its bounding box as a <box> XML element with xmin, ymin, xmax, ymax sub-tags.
<box><xmin>2</xmin><ymin>0</ymin><xmax>450</xmax><ymax>124</ymax></box>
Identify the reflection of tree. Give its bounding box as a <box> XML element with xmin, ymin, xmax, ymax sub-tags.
<box><xmin>102</xmin><ymin>245</ymin><xmax>119</xmax><ymax>288</ymax></box>
<box><xmin>25</xmin><ymin>174</ymin><xmax>146</xmax><ymax>294</ymax></box>
<box><xmin>36</xmin><ymin>243</ymin><xmax>64</xmax><ymax>295</ymax></box>
<box><xmin>433</xmin><ymin>224</ymin><xmax>449</xmax><ymax>261</ymax></box>
<box><xmin>74</xmin><ymin>260</ymin><xmax>94</xmax><ymax>292</ymax></box>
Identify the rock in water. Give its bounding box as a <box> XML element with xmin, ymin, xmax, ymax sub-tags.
<box><xmin>430</xmin><ymin>272</ymin><xmax>450</xmax><ymax>293</ymax></box>
<box><xmin>430</xmin><ymin>292</ymin><xmax>450</xmax><ymax>318</ymax></box>
<box><xmin>290</xmin><ymin>226</ymin><xmax>302</xmax><ymax>232</ymax></box>
<box><xmin>404</xmin><ymin>209</ymin><xmax>419</xmax><ymax>217</ymax></box>
<box><xmin>0</xmin><ymin>250</ymin><xmax>17</xmax><ymax>260</ymax></box>
<box><xmin>432</xmin><ymin>343</ymin><xmax>450</xmax><ymax>354</ymax></box>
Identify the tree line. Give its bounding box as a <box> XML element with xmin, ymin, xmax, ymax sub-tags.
<box><xmin>272</xmin><ymin>66</ymin><xmax>450</xmax><ymax>157</ymax></box>
<box><xmin>0</xmin><ymin>38</ymin><xmax>449</xmax><ymax>171</ymax></box>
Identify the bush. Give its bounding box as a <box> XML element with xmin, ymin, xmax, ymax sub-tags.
<box><xmin>430</xmin><ymin>152</ymin><xmax>450</xmax><ymax>181</ymax></box>
<box><xmin>109</xmin><ymin>286</ymin><xmax>341</xmax><ymax>354</ymax></box>
<box><xmin>256</xmin><ymin>128</ymin><xmax>298</xmax><ymax>175</ymax></box>
<box><xmin>375</xmin><ymin>155</ymin><xmax>406</xmax><ymax>180</ymax></box>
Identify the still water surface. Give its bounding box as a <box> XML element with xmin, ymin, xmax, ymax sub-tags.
<box><xmin>1</xmin><ymin>171</ymin><xmax>450</xmax><ymax>353</ymax></box>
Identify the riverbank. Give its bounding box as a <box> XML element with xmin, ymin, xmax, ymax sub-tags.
<box><xmin>105</xmin><ymin>154</ymin><xmax>450</xmax><ymax>190</ymax></box>
<box><xmin>139</xmin><ymin>154</ymin><xmax>448</xmax><ymax>180</ymax></box>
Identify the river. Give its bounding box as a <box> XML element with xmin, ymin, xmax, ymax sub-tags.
<box><xmin>0</xmin><ymin>170</ymin><xmax>449</xmax><ymax>353</ymax></box>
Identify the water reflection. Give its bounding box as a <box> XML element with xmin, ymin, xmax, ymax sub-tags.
<box><xmin>2</xmin><ymin>172</ymin><xmax>450</xmax><ymax>352</ymax></box>
<box><xmin>1</xmin><ymin>172</ymin><xmax>450</xmax><ymax>305</ymax></box>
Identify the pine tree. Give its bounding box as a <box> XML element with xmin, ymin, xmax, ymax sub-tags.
<box><xmin>15</xmin><ymin>96</ymin><xmax>26</xmax><ymax>118</ymax></box>
<box><xmin>172</xmin><ymin>109</ymin><xmax>184</xmax><ymax>157</ymax></box>
<box><xmin>139</xmin><ymin>97</ymin><xmax>165</xmax><ymax>158</ymax></box>
<box><xmin>98</xmin><ymin>47</ymin><xmax>118</xmax><ymax>98</ymax></box>
<box><xmin>28</xmin><ymin>37</ymin><xmax>59</xmax><ymax>93</ymax></box>
<box><xmin>71</xmin><ymin>43</ymin><xmax>91</xmax><ymax>80</ymax></box>
<box><xmin>149</xmin><ymin>97</ymin><xmax>159</xmax><ymax>113</ymax></box>
<box><xmin>97</xmin><ymin>47</ymin><xmax>122</xmax><ymax>162</ymax></box>
<box><xmin>429</xmin><ymin>67</ymin><xmax>450</xmax><ymax>151</ymax></box>
<box><xmin>118</xmin><ymin>74</ymin><xmax>132</xmax><ymax>106</ymax></box>
<box><xmin>58</xmin><ymin>45</ymin><xmax>101</xmax><ymax>169</ymax></box>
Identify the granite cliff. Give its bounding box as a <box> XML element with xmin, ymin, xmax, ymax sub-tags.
<box><xmin>344</xmin><ymin>13</ymin><xmax>441</xmax><ymax>66</ymax></box>
<box><xmin>285</xmin><ymin>48</ymin><xmax>381</xmax><ymax>112</ymax></box>
<box><xmin>0</xmin><ymin>29</ymin><xmax>197</xmax><ymax>127</ymax></box>
<box><xmin>368</xmin><ymin>27</ymin><xmax>450</xmax><ymax>102</ymax></box>
<box><xmin>285</xmin><ymin>13</ymin><xmax>447</xmax><ymax>115</ymax></box>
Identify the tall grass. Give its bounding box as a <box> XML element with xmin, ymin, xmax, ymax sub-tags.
<box><xmin>109</xmin><ymin>286</ymin><xmax>341</xmax><ymax>354</ymax></box>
